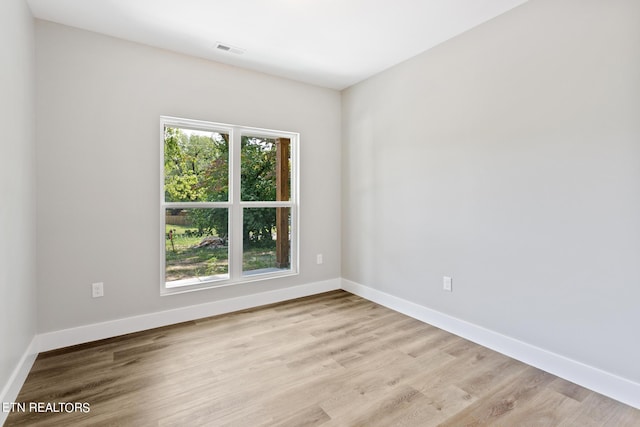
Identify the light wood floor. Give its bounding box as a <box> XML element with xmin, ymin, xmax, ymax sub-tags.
<box><xmin>6</xmin><ymin>290</ymin><xmax>640</xmax><ymax>426</ymax></box>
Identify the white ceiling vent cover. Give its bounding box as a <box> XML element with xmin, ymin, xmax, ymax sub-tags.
<box><xmin>215</xmin><ymin>42</ymin><xmax>245</xmax><ymax>55</ymax></box>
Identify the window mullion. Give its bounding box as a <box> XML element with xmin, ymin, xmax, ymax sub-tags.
<box><xmin>230</xmin><ymin>129</ymin><xmax>243</xmax><ymax>280</ymax></box>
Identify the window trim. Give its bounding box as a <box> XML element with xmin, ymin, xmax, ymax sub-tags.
<box><xmin>160</xmin><ymin>116</ymin><xmax>299</xmax><ymax>295</ymax></box>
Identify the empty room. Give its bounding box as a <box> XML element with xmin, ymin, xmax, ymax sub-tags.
<box><xmin>1</xmin><ymin>0</ymin><xmax>639</xmax><ymax>425</ymax></box>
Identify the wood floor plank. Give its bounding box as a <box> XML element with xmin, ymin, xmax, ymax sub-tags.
<box><xmin>5</xmin><ymin>290</ymin><xmax>639</xmax><ymax>426</ymax></box>
<box><xmin>437</xmin><ymin>365</ymin><xmax>557</xmax><ymax>426</ymax></box>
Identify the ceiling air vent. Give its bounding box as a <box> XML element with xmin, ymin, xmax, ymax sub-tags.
<box><xmin>215</xmin><ymin>42</ymin><xmax>245</xmax><ymax>55</ymax></box>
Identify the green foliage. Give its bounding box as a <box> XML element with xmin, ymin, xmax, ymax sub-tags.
<box><xmin>241</xmin><ymin>137</ymin><xmax>277</xmax><ymax>201</ymax></box>
<box><xmin>165</xmin><ymin>174</ymin><xmax>203</xmax><ymax>201</ymax></box>
<box><xmin>163</xmin><ymin>127</ymin><xmax>228</xmax><ymax>203</ymax></box>
<box><xmin>163</xmin><ymin>127</ymin><xmax>281</xmax><ymax>245</ymax></box>
<box><xmin>188</xmin><ymin>208</ymin><xmax>228</xmax><ymax>238</ymax></box>
<box><xmin>241</xmin><ymin>137</ymin><xmax>277</xmax><ymax>244</ymax></box>
<box><xmin>164</xmin><ymin>127</ymin><xmax>229</xmax><ymax>236</ymax></box>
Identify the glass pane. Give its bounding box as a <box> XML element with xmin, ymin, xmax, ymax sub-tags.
<box><xmin>164</xmin><ymin>126</ymin><xmax>229</xmax><ymax>202</ymax></box>
<box><xmin>241</xmin><ymin>136</ymin><xmax>291</xmax><ymax>201</ymax></box>
<box><xmin>243</xmin><ymin>207</ymin><xmax>291</xmax><ymax>275</ymax></box>
<box><xmin>165</xmin><ymin>208</ymin><xmax>229</xmax><ymax>287</ymax></box>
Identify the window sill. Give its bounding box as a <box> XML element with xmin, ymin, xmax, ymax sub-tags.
<box><xmin>160</xmin><ymin>270</ymin><xmax>299</xmax><ymax>296</ymax></box>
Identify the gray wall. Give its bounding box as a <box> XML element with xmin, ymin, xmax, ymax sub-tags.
<box><xmin>35</xmin><ymin>21</ymin><xmax>341</xmax><ymax>332</ymax></box>
<box><xmin>0</xmin><ymin>0</ymin><xmax>37</xmax><ymax>394</ymax></box>
<box><xmin>342</xmin><ymin>0</ymin><xmax>640</xmax><ymax>382</ymax></box>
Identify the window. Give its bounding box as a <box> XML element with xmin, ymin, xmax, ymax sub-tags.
<box><xmin>160</xmin><ymin>116</ymin><xmax>298</xmax><ymax>294</ymax></box>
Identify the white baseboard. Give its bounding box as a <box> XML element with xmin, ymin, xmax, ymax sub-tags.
<box><xmin>341</xmin><ymin>278</ymin><xmax>640</xmax><ymax>410</ymax></box>
<box><xmin>0</xmin><ymin>336</ymin><xmax>39</xmax><ymax>426</ymax></box>
<box><xmin>38</xmin><ymin>278</ymin><xmax>340</xmax><ymax>352</ymax></box>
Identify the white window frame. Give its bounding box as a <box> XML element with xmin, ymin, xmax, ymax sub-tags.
<box><xmin>160</xmin><ymin>116</ymin><xmax>299</xmax><ymax>295</ymax></box>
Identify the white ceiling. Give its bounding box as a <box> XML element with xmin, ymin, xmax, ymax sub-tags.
<box><xmin>27</xmin><ymin>0</ymin><xmax>528</xmax><ymax>90</ymax></box>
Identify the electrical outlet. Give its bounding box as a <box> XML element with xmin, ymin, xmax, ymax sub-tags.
<box><xmin>92</xmin><ymin>282</ymin><xmax>104</xmax><ymax>298</ymax></box>
<box><xmin>443</xmin><ymin>276</ymin><xmax>452</xmax><ymax>292</ymax></box>
<box><xmin>316</xmin><ymin>254</ymin><xmax>323</xmax><ymax>265</ymax></box>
